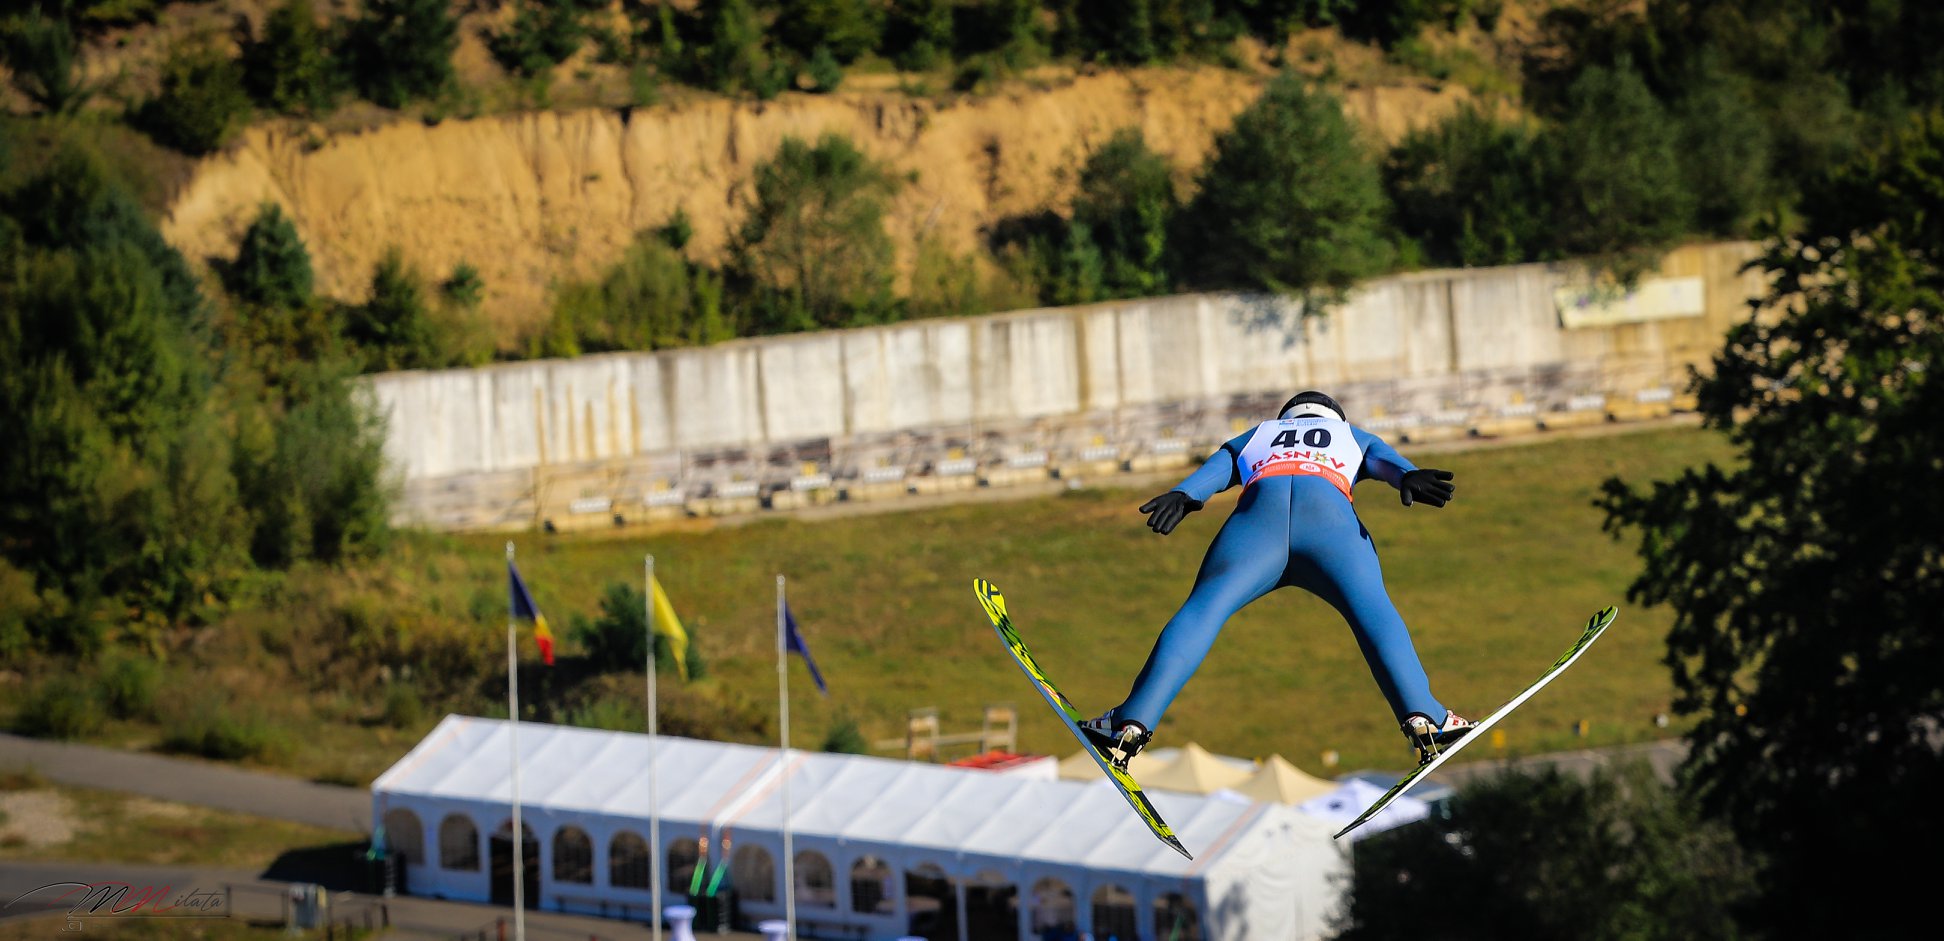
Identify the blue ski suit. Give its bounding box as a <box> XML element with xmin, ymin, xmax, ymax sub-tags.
<box><xmin>1114</xmin><ymin>416</ymin><xmax>1450</xmax><ymax>730</ymax></box>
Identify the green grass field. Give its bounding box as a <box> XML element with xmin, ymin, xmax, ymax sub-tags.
<box><xmin>462</xmin><ymin>424</ymin><xmax>1734</xmax><ymax>776</ymax></box>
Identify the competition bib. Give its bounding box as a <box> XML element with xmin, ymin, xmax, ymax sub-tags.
<box><xmin>1235</xmin><ymin>417</ymin><xmax>1366</xmax><ymax>500</ymax></box>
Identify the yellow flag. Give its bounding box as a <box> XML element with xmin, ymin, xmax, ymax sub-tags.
<box><xmin>651</xmin><ymin>576</ymin><xmax>690</xmax><ymax>680</ymax></box>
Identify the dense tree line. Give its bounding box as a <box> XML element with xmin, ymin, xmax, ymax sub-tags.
<box><xmin>0</xmin><ymin>143</ymin><xmax>392</xmax><ymax>658</ymax></box>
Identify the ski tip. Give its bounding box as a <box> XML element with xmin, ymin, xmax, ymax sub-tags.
<box><xmin>1167</xmin><ymin>838</ymin><xmax>1194</xmax><ymax>860</ymax></box>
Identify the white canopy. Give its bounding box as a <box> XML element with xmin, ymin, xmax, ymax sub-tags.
<box><xmin>373</xmin><ymin>716</ymin><xmax>1349</xmax><ymax>940</ymax></box>
<box><xmin>1296</xmin><ymin>778</ymin><xmax>1432</xmax><ymax>842</ymax></box>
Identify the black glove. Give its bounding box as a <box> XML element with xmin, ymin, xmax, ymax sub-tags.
<box><xmin>1139</xmin><ymin>491</ymin><xmax>1204</xmax><ymax>535</ymax></box>
<box><xmin>1399</xmin><ymin>468</ymin><xmax>1455</xmax><ymax>508</ymax></box>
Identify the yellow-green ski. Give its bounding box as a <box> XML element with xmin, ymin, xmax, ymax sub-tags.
<box><xmin>973</xmin><ymin>578</ymin><xmax>1191</xmax><ymax>860</ymax></box>
<box><xmin>1334</xmin><ymin>605</ymin><xmax>1621</xmax><ymax>840</ymax></box>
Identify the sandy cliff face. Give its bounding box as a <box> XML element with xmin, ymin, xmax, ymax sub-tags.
<box><xmin>162</xmin><ymin>68</ymin><xmax>1465</xmax><ymax>339</ymax></box>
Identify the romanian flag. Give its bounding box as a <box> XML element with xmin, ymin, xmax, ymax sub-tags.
<box><xmin>508</xmin><ymin>561</ymin><xmax>555</xmax><ymax>665</ymax></box>
<box><xmin>650</xmin><ymin>575</ymin><xmax>690</xmax><ymax>681</ymax></box>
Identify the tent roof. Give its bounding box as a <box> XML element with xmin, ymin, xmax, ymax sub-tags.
<box><xmin>375</xmin><ymin>716</ymin><xmax>1330</xmax><ymax>878</ymax></box>
<box><xmin>1232</xmin><ymin>755</ymin><xmax>1338</xmax><ymax>805</ymax></box>
<box><xmin>1295</xmin><ymin>778</ymin><xmax>1430</xmax><ymax>841</ymax></box>
<box><xmin>1139</xmin><ymin>743</ymin><xmax>1254</xmax><ymax>794</ymax></box>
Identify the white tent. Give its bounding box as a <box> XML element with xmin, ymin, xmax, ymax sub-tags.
<box><xmin>1295</xmin><ymin>779</ymin><xmax>1430</xmax><ymax>842</ymax></box>
<box><xmin>373</xmin><ymin>716</ymin><xmax>1348</xmax><ymax>940</ymax></box>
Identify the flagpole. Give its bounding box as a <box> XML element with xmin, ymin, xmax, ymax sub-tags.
<box><xmin>505</xmin><ymin>542</ymin><xmax>526</xmax><ymax>941</ymax></box>
<box><xmin>776</xmin><ymin>575</ymin><xmax>796</xmax><ymax>939</ymax></box>
<box><xmin>646</xmin><ymin>554</ymin><xmax>662</xmax><ymax>941</ymax></box>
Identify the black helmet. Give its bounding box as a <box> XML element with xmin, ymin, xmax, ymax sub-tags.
<box><xmin>1279</xmin><ymin>390</ymin><xmax>1345</xmax><ymax>421</ymax></box>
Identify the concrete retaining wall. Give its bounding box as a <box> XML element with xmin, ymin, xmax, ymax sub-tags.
<box><xmin>365</xmin><ymin>242</ymin><xmax>1764</xmax><ymax>530</ymax></box>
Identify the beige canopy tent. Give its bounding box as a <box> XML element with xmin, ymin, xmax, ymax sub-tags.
<box><xmin>1231</xmin><ymin>754</ymin><xmax>1338</xmax><ymax>804</ymax></box>
<box><xmin>1059</xmin><ymin>743</ymin><xmax>1256</xmax><ymax>795</ymax></box>
<box><xmin>1140</xmin><ymin>743</ymin><xmax>1254</xmax><ymax>794</ymax></box>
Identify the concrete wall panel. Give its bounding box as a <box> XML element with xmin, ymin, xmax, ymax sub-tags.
<box><xmin>364</xmin><ymin>243</ymin><xmax>1763</xmax><ymax>485</ymax></box>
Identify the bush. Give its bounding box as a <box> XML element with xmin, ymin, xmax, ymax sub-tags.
<box><xmin>161</xmin><ymin>696</ymin><xmax>289</xmax><ymax>761</ymax></box>
<box><xmin>12</xmin><ymin>675</ymin><xmax>103</xmax><ymax>739</ymax></box>
<box><xmin>773</xmin><ymin>0</ymin><xmax>883</xmax><ymax>63</ymax></box>
<box><xmin>0</xmin><ymin>10</ymin><xmax>90</xmax><ymax>113</ymax></box>
<box><xmin>241</xmin><ymin>0</ymin><xmax>340</xmax><ymax>116</ymax></box>
<box><xmin>885</xmin><ymin>0</ymin><xmax>952</xmax><ymax>71</ymax></box>
<box><xmin>1544</xmin><ymin>59</ymin><xmax>1693</xmax><ymax>268</ymax></box>
<box><xmin>343</xmin><ymin>247</ymin><xmax>441</xmax><ymax>370</ymax></box>
<box><xmin>1072</xmin><ymin>128</ymin><xmax>1177</xmax><ymax>298</ymax></box>
<box><xmin>569</xmin><ymin>582</ymin><xmax>705</xmax><ymax>679</ymax></box>
<box><xmin>228</xmin><ymin>203</ymin><xmax>313</xmax><ymax>309</ymax></box>
<box><xmin>806</xmin><ymin>44</ymin><xmax>843</xmax><ymax>93</ymax></box>
<box><xmin>1175</xmin><ymin>73</ymin><xmax>1391</xmax><ymax>297</ymax></box>
<box><xmin>820</xmin><ymin>716</ymin><xmax>869</xmax><ymax>754</ymax></box>
<box><xmin>1384</xmin><ymin>104</ymin><xmax>1549</xmax><ymax>267</ymax></box>
<box><xmin>486</xmin><ymin>1</ymin><xmax>587</xmax><ymax>77</ymax></box>
<box><xmin>1670</xmin><ymin>60</ymin><xmax>1775</xmax><ymax>235</ymax></box>
<box><xmin>233</xmin><ymin>358</ymin><xmax>392</xmax><ymax>567</ymax></box>
<box><xmin>733</xmin><ymin>134</ymin><xmax>899</xmax><ymax>332</ymax></box>
<box><xmin>343</xmin><ymin>0</ymin><xmax>458</xmax><ymax>108</ymax></box>
<box><xmin>1333</xmin><ymin>763</ymin><xmax>1750</xmax><ymax>940</ymax></box>
<box><xmin>97</xmin><ymin>653</ymin><xmax>159</xmax><ymax>720</ymax></box>
<box><xmin>136</xmin><ymin>40</ymin><xmax>252</xmax><ymax>156</ymax></box>
<box><xmin>379</xmin><ymin>682</ymin><xmax>423</xmax><ymax>729</ymax></box>
<box><xmin>541</xmin><ymin>230</ymin><xmax>730</xmax><ymax>355</ymax></box>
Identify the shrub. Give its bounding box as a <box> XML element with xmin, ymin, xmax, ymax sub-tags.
<box><xmin>1543</xmin><ymin>59</ymin><xmax>1693</xmax><ymax>267</ymax></box>
<box><xmin>229</xmin><ymin>203</ymin><xmax>313</xmax><ymax>309</ymax></box>
<box><xmin>806</xmin><ymin>44</ymin><xmax>843</xmax><ymax>93</ymax></box>
<box><xmin>12</xmin><ymin>675</ymin><xmax>103</xmax><ymax>739</ymax></box>
<box><xmin>733</xmin><ymin>134</ymin><xmax>899</xmax><ymax>332</ymax></box>
<box><xmin>136</xmin><ymin>40</ymin><xmax>252</xmax><ymax>156</ymax></box>
<box><xmin>343</xmin><ymin>247</ymin><xmax>441</xmax><ymax>370</ymax></box>
<box><xmin>379</xmin><ymin>682</ymin><xmax>423</xmax><ymax>729</ymax></box>
<box><xmin>885</xmin><ymin>0</ymin><xmax>952</xmax><ymax>71</ymax></box>
<box><xmin>1384</xmin><ymin>104</ymin><xmax>1549</xmax><ymax>267</ymax></box>
<box><xmin>97</xmin><ymin>653</ymin><xmax>159</xmax><ymax>720</ymax></box>
<box><xmin>1175</xmin><ymin>73</ymin><xmax>1391</xmax><ymax>296</ymax></box>
<box><xmin>1072</xmin><ymin>128</ymin><xmax>1176</xmax><ymax>298</ymax></box>
<box><xmin>161</xmin><ymin>695</ymin><xmax>289</xmax><ymax>761</ymax></box>
<box><xmin>773</xmin><ymin>0</ymin><xmax>883</xmax><ymax>63</ymax></box>
<box><xmin>486</xmin><ymin>1</ymin><xmax>587</xmax><ymax>77</ymax></box>
<box><xmin>569</xmin><ymin>581</ymin><xmax>705</xmax><ymax>679</ymax></box>
<box><xmin>820</xmin><ymin>716</ymin><xmax>869</xmax><ymax>754</ymax></box>
<box><xmin>241</xmin><ymin>0</ymin><xmax>340</xmax><ymax>116</ymax></box>
<box><xmin>343</xmin><ymin>0</ymin><xmax>458</xmax><ymax>108</ymax></box>
<box><xmin>0</xmin><ymin>10</ymin><xmax>90</xmax><ymax>113</ymax></box>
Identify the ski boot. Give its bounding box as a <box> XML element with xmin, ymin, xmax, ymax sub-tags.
<box><xmin>1402</xmin><ymin>710</ymin><xmax>1474</xmax><ymax>766</ymax></box>
<box><xmin>1080</xmin><ymin>712</ymin><xmax>1152</xmax><ymax>772</ymax></box>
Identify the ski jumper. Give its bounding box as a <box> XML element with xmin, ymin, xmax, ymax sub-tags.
<box><xmin>1114</xmin><ymin>416</ymin><xmax>1450</xmax><ymax>729</ymax></box>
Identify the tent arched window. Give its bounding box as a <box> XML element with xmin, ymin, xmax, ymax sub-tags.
<box><xmin>966</xmin><ymin>869</ymin><xmax>1018</xmax><ymax>941</ymax></box>
<box><xmin>731</xmin><ymin>843</ymin><xmax>776</xmax><ymax>903</ymax></box>
<box><xmin>1154</xmin><ymin>891</ymin><xmax>1204</xmax><ymax>941</ymax></box>
<box><xmin>849</xmin><ymin>855</ymin><xmax>894</xmax><ymax>915</ymax></box>
<box><xmin>1092</xmin><ymin>883</ymin><xmax>1138</xmax><ymax>941</ymax></box>
<box><xmin>667</xmin><ymin>837</ymin><xmax>701</xmax><ymax>894</ymax></box>
<box><xmin>795</xmin><ymin>851</ymin><xmax>835</xmax><ymax>909</ymax></box>
<box><xmin>610</xmin><ymin>832</ymin><xmax>651</xmax><ymax>889</ymax></box>
<box><xmin>1029</xmin><ymin>877</ymin><xmax>1076</xmax><ymax>934</ymax></box>
<box><xmin>905</xmin><ymin>862</ymin><xmax>956</xmax><ymax>941</ymax></box>
<box><xmin>552</xmin><ymin>827</ymin><xmax>593</xmax><ymax>884</ymax></box>
<box><xmin>381</xmin><ymin>808</ymin><xmax>423</xmax><ymax>866</ymax></box>
<box><xmin>438</xmin><ymin>814</ymin><xmax>479</xmax><ymax>871</ymax></box>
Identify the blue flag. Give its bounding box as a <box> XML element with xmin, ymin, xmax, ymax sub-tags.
<box><xmin>783</xmin><ymin>604</ymin><xmax>827</xmax><ymax>696</ymax></box>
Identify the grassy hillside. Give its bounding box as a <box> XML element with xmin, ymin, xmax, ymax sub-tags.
<box><xmin>460</xmin><ymin>423</ymin><xmax>1733</xmax><ymax>775</ymax></box>
<box><xmin>1</xmin><ymin>424</ymin><xmax>1733</xmax><ymax>784</ymax></box>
